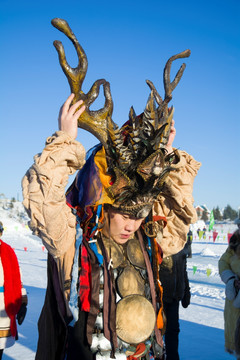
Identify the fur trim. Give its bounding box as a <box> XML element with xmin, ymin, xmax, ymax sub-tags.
<box><xmin>235</xmin><ymin>316</ymin><xmax>240</xmax><ymax>355</ymax></box>
<box><xmin>229</xmin><ymin>230</ymin><xmax>240</xmax><ymax>251</ymax></box>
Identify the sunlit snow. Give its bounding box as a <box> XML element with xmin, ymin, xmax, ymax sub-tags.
<box><xmin>0</xmin><ymin>200</ymin><xmax>236</xmax><ymax>359</ymax></box>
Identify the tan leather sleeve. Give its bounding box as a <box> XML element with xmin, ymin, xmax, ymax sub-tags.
<box><xmin>153</xmin><ymin>149</ymin><xmax>201</xmax><ymax>257</ymax></box>
<box><xmin>22</xmin><ymin>131</ymin><xmax>86</xmax><ymax>258</ymax></box>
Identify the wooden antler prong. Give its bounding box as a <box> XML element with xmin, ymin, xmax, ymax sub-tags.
<box><xmin>164</xmin><ymin>49</ymin><xmax>191</xmax><ymax>99</ymax></box>
<box><xmin>146</xmin><ymin>80</ymin><xmax>163</xmax><ymax>105</ymax></box>
<box><xmin>86</xmin><ymin>79</ymin><xmax>107</xmax><ymax>106</ymax></box>
<box><xmin>52</xmin><ymin>18</ymin><xmax>116</xmax><ymax>149</ymax></box>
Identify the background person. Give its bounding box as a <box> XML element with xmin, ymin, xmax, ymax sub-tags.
<box><xmin>0</xmin><ymin>222</ymin><xmax>27</xmax><ymax>360</ymax></box>
<box><xmin>186</xmin><ymin>228</ymin><xmax>193</xmax><ymax>258</ymax></box>
<box><xmin>159</xmin><ymin>240</ymin><xmax>191</xmax><ymax>360</ymax></box>
<box><xmin>219</xmin><ymin>225</ymin><xmax>240</xmax><ymax>359</ymax></box>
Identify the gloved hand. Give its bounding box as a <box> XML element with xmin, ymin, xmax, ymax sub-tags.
<box><xmin>181</xmin><ymin>287</ymin><xmax>191</xmax><ymax>308</ymax></box>
<box><xmin>17</xmin><ymin>303</ymin><xmax>27</xmax><ymax>325</ymax></box>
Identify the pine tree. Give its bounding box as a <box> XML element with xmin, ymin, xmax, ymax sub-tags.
<box><xmin>213</xmin><ymin>206</ymin><xmax>222</xmax><ymax>221</ymax></box>
<box><xmin>201</xmin><ymin>209</ymin><xmax>208</xmax><ymax>222</ymax></box>
<box><xmin>223</xmin><ymin>205</ymin><xmax>238</xmax><ymax>220</ymax></box>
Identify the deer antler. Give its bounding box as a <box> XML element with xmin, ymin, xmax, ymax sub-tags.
<box><xmin>161</xmin><ymin>49</ymin><xmax>191</xmax><ymax>116</ymax></box>
<box><xmin>144</xmin><ymin>49</ymin><xmax>191</xmax><ymax>147</ymax></box>
<box><xmin>51</xmin><ymin>18</ymin><xmax>115</xmax><ymax>148</ymax></box>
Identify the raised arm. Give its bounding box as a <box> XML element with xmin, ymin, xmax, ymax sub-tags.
<box><xmin>153</xmin><ymin>120</ymin><xmax>201</xmax><ymax>257</ymax></box>
<box><xmin>22</xmin><ymin>96</ymin><xmax>86</xmax><ymax>258</ymax></box>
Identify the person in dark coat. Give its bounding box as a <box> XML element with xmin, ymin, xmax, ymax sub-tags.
<box><xmin>186</xmin><ymin>229</ymin><xmax>193</xmax><ymax>258</ymax></box>
<box><xmin>159</xmin><ymin>240</ymin><xmax>191</xmax><ymax>360</ymax></box>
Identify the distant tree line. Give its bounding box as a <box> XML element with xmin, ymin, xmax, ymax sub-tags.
<box><xmin>201</xmin><ymin>210</ymin><xmax>209</xmax><ymax>222</ymax></box>
<box><xmin>200</xmin><ymin>205</ymin><xmax>238</xmax><ymax>222</ymax></box>
<box><xmin>212</xmin><ymin>204</ymin><xmax>238</xmax><ymax>221</ymax></box>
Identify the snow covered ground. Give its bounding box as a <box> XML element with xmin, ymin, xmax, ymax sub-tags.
<box><xmin>0</xmin><ymin>202</ymin><xmax>237</xmax><ymax>359</ymax></box>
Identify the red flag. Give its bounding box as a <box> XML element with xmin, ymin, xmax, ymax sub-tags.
<box><xmin>213</xmin><ymin>231</ymin><xmax>218</xmax><ymax>242</ymax></box>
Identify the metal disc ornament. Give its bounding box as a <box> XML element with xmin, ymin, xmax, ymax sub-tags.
<box><xmin>127</xmin><ymin>238</ymin><xmax>146</xmax><ymax>269</ymax></box>
<box><xmin>116</xmin><ymin>295</ymin><xmax>156</xmax><ymax>344</ymax></box>
<box><xmin>117</xmin><ymin>266</ymin><xmax>145</xmax><ymax>297</ymax></box>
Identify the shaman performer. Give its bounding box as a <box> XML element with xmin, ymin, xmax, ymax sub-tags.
<box><xmin>22</xmin><ymin>18</ymin><xmax>201</xmax><ymax>360</ymax></box>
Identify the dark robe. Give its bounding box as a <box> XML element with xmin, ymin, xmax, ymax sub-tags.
<box><xmin>35</xmin><ymin>254</ymin><xmax>69</xmax><ymax>360</ymax></box>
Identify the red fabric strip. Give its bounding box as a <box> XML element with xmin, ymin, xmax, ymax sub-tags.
<box><xmin>79</xmin><ymin>244</ymin><xmax>91</xmax><ymax>312</ymax></box>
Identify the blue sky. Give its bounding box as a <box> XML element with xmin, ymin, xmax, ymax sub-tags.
<box><xmin>0</xmin><ymin>0</ymin><xmax>239</xmax><ymax>211</ymax></box>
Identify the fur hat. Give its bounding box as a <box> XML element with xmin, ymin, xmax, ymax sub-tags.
<box><xmin>235</xmin><ymin>218</ymin><xmax>240</xmax><ymax>226</ymax></box>
<box><xmin>229</xmin><ymin>230</ymin><xmax>240</xmax><ymax>252</ymax></box>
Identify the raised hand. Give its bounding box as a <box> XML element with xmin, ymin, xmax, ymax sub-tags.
<box><xmin>58</xmin><ymin>93</ymin><xmax>85</xmax><ymax>139</ymax></box>
<box><xmin>166</xmin><ymin>119</ymin><xmax>176</xmax><ymax>154</ymax></box>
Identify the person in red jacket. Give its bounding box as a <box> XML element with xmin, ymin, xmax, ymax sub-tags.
<box><xmin>0</xmin><ymin>221</ymin><xmax>27</xmax><ymax>359</ymax></box>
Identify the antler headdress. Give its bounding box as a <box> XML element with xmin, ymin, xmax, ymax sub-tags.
<box><xmin>52</xmin><ymin>18</ymin><xmax>191</xmax><ymax>218</ymax></box>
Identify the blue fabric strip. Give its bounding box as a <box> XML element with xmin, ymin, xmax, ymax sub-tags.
<box><xmin>0</xmin><ymin>286</ymin><xmax>4</xmax><ymax>292</ymax></box>
<box><xmin>147</xmin><ymin>236</ymin><xmax>152</xmax><ymax>264</ymax></box>
<box><xmin>89</xmin><ymin>242</ymin><xmax>103</xmax><ymax>266</ymax></box>
<box><xmin>89</xmin><ymin>205</ymin><xmax>103</xmax><ymax>265</ymax></box>
<box><xmin>91</xmin><ymin>205</ymin><xmax>102</xmax><ymax>234</ymax></box>
<box><xmin>68</xmin><ymin>222</ymin><xmax>83</xmax><ymax>327</ymax></box>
